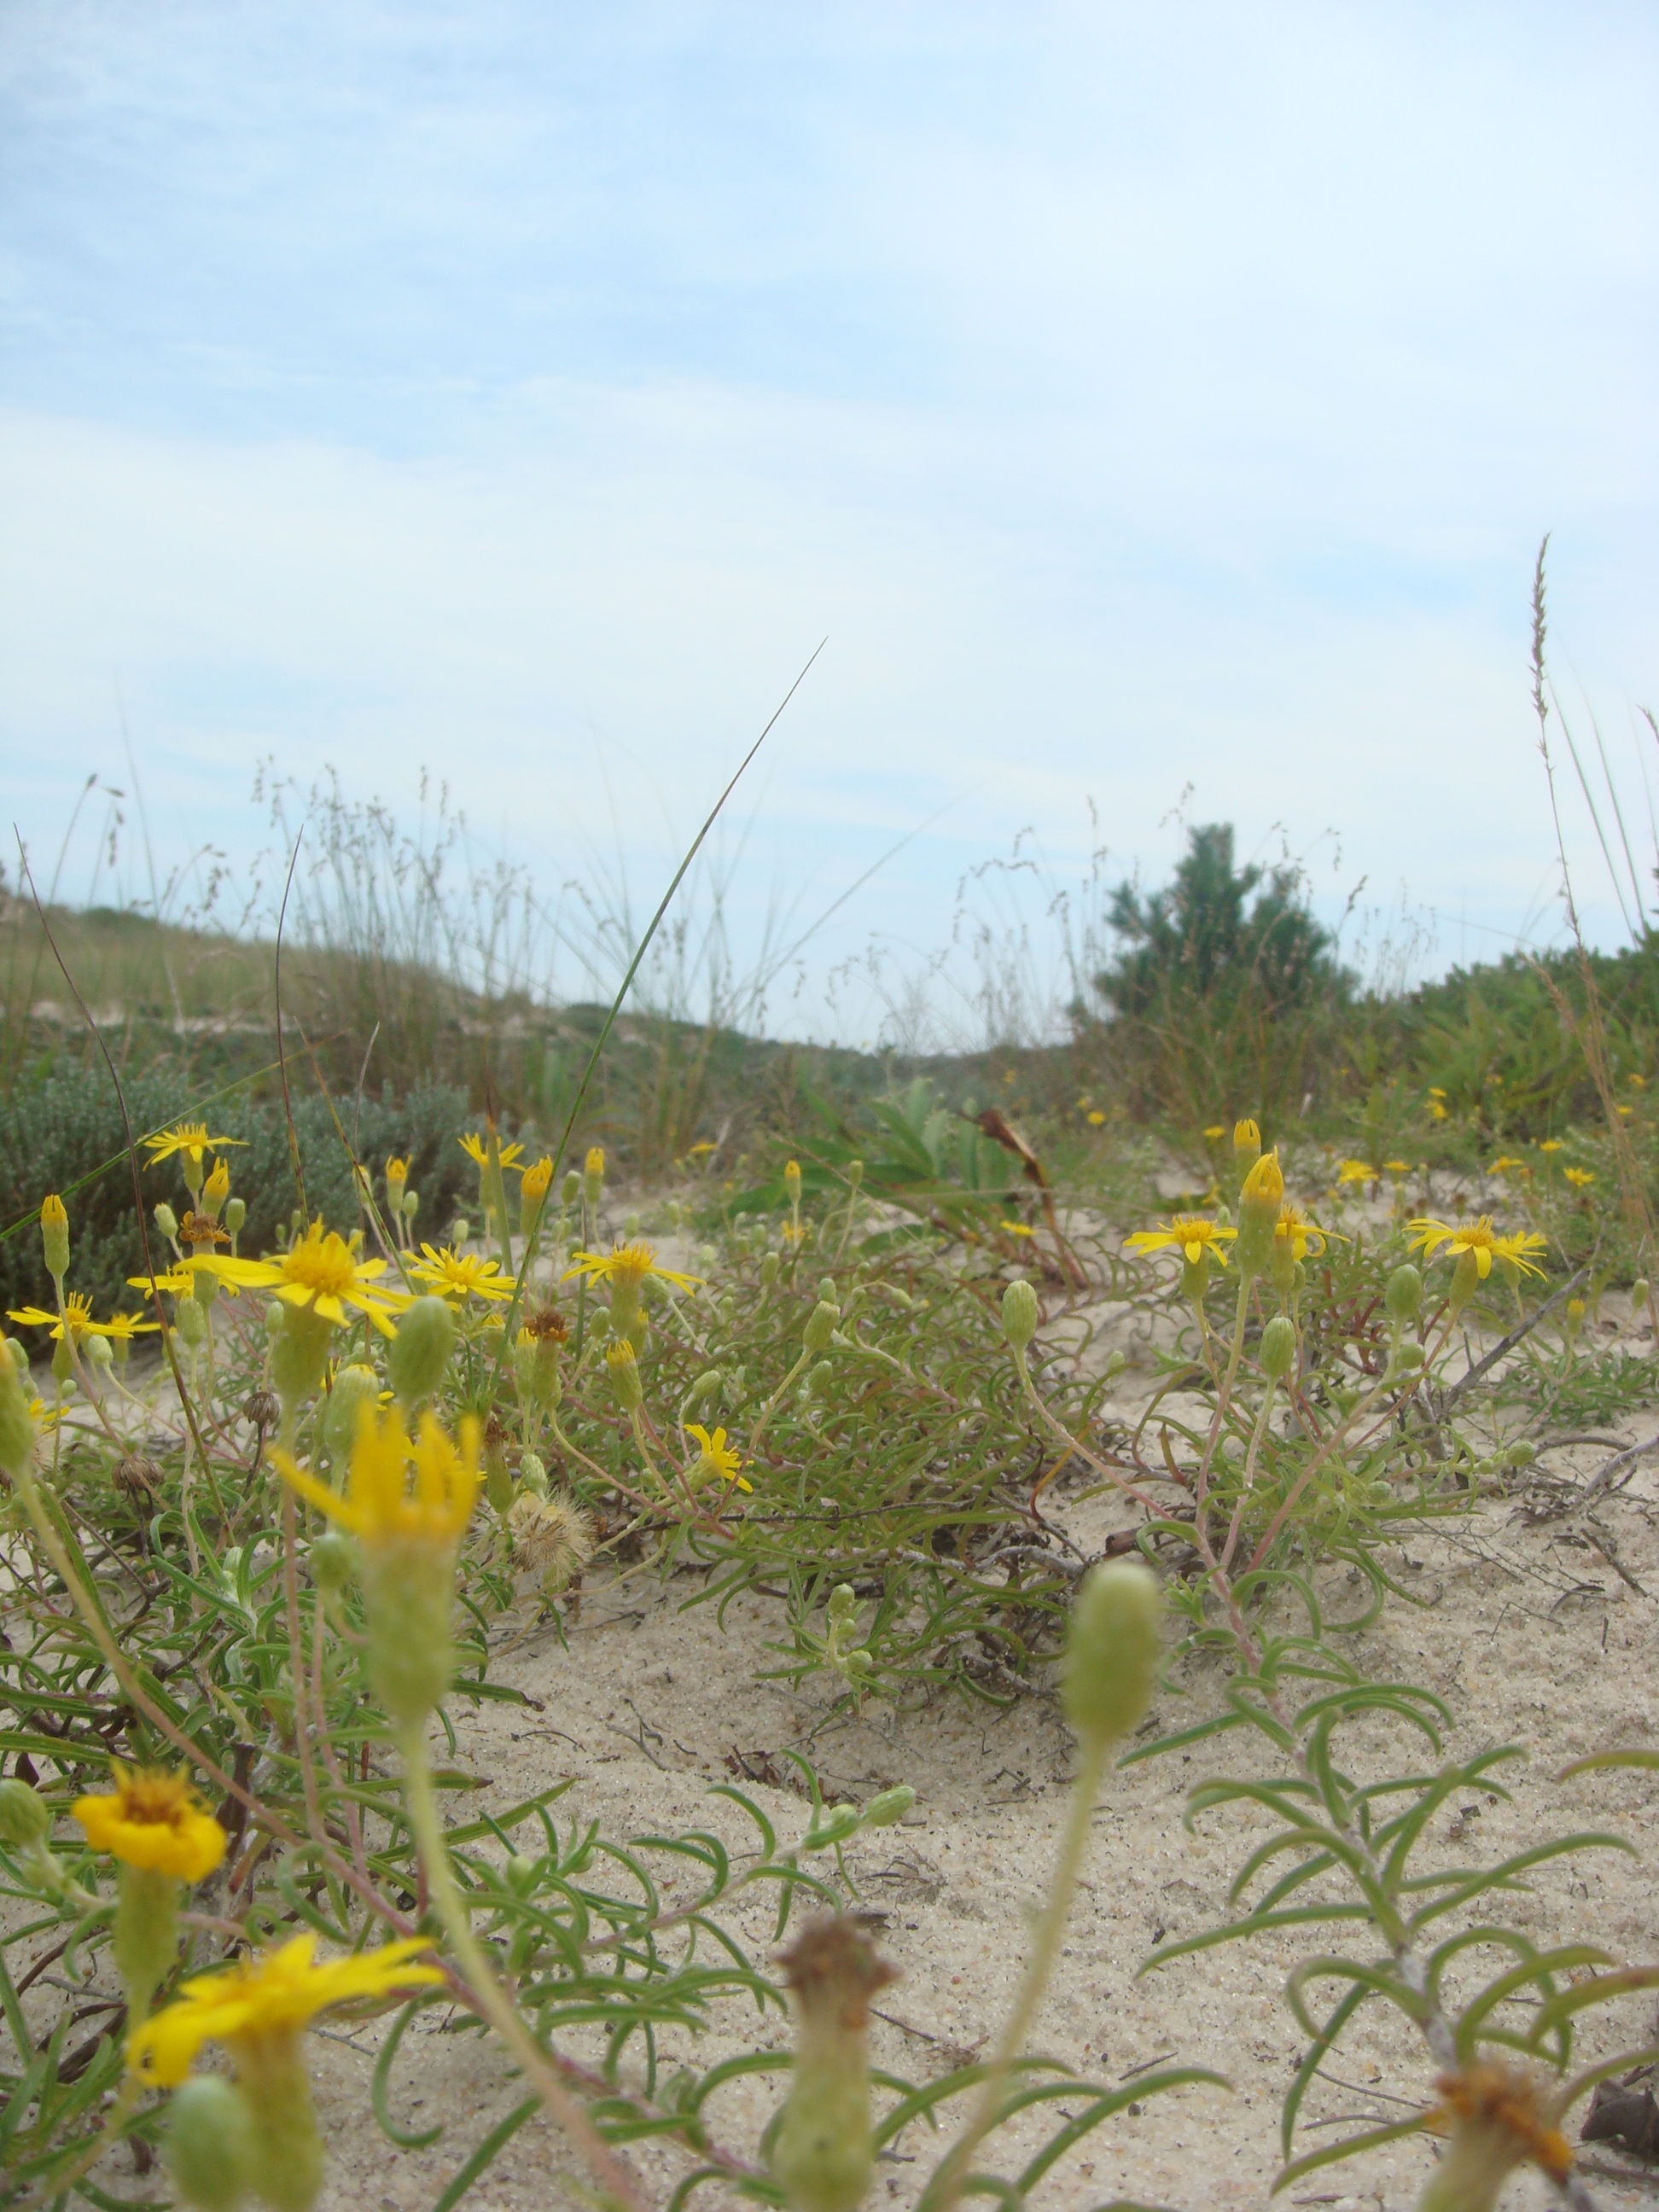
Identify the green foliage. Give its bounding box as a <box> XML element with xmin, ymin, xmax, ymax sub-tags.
<box><xmin>0</xmin><ymin>1065</ymin><xmax>471</xmax><ymax>1318</ymax></box>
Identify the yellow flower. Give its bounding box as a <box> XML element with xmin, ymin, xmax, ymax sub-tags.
<box><xmin>188</xmin><ymin>1221</ymin><xmax>409</xmax><ymax>1336</ymax></box>
<box><xmin>1426</xmin><ymin>1099</ymin><xmax>1448</xmax><ymax>1121</ymax></box>
<box><xmin>1383</xmin><ymin>1160</ymin><xmax>1411</xmax><ymax>1176</ymax></box>
<box><xmin>1233</xmin><ymin>1119</ymin><xmax>1260</xmax><ymax>1150</ymax></box>
<box><xmin>1202</xmin><ymin>1124</ymin><xmax>1225</xmax><ymax>1141</ymax></box>
<box><xmin>1123</xmin><ymin>1216</ymin><xmax>1237</xmax><ymax>1267</ymax></box>
<box><xmin>1272</xmin><ymin>1203</ymin><xmax>1337</xmax><ymax>1263</ymax></box>
<box><xmin>687</xmin><ymin>1140</ymin><xmax>717</xmax><ymax>1156</ymax></box>
<box><xmin>1086</xmin><ymin>1109</ymin><xmax>1107</xmax><ymax>1126</ymax></box>
<box><xmin>407</xmin><ymin>1243</ymin><xmax>515</xmax><ymax>1303</ymax></box>
<box><xmin>1616</xmin><ymin>1105</ymin><xmax>1634</xmax><ymax>1119</ymax></box>
<box><xmin>585</xmin><ymin>1146</ymin><xmax>605</xmax><ymax>1178</ymax></box>
<box><xmin>125</xmin><ymin>1933</ymin><xmax>442</xmax><ymax>2087</ymax></box>
<box><xmin>1538</xmin><ymin>1139</ymin><xmax>1563</xmax><ymax>1154</ymax></box>
<box><xmin>458</xmin><ymin>1132</ymin><xmax>526</xmax><ymax>1172</ymax></box>
<box><xmin>520</xmin><ymin>1155</ymin><xmax>553</xmax><ymax>1201</ymax></box>
<box><xmin>142</xmin><ymin>1123</ymin><xmax>247</xmax><ymax>1168</ymax></box>
<box><xmin>1630</xmin><ymin>1074</ymin><xmax>1648</xmax><ymax>1090</ymax></box>
<box><xmin>1241</xmin><ymin>1150</ymin><xmax>1284</xmax><ymax>1207</ymax></box>
<box><xmin>1408</xmin><ymin>1216</ymin><xmax>1545</xmax><ymax>1281</ymax></box>
<box><xmin>562</xmin><ymin>1241</ymin><xmax>704</xmax><ymax>1295</ymax></box>
<box><xmin>1487</xmin><ymin>1155</ymin><xmax>1526</xmax><ymax>1177</ymax></box>
<box><xmin>1427</xmin><ymin>1087</ymin><xmax>1447</xmax><ymax>1099</ymax></box>
<box><xmin>1336</xmin><ymin>1160</ymin><xmax>1377</xmax><ymax>1185</ymax></box>
<box><xmin>686</xmin><ymin>1423</ymin><xmax>752</xmax><ymax>1493</ymax></box>
<box><xmin>1563</xmin><ymin>1167</ymin><xmax>1596</xmax><ymax>1189</ymax></box>
<box><xmin>73</xmin><ymin>1768</ymin><xmax>226</xmax><ymax>1883</ymax></box>
<box><xmin>275</xmin><ymin>1403</ymin><xmax>480</xmax><ymax>1551</ymax></box>
<box><xmin>999</xmin><ymin>1220</ymin><xmax>1035</xmax><ymax>1237</ymax></box>
<box><xmin>6</xmin><ymin>1295</ymin><xmax>157</xmax><ymax>1344</ymax></box>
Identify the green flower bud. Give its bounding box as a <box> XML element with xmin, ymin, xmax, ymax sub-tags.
<box><xmin>518</xmin><ymin>1449</ymin><xmax>550</xmax><ymax>1498</ymax></box>
<box><xmin>309</xmin><ymin>1532</ymin><xmax>356</xmax><ymax>1592</ymax></box>
<box><xmin>400</xmin><ymin>1189</ymin><xmax>418</xmax><ymax>1229</ymax></box>
<box><xmin>802</xmin><ymin>1803</ymin><xmax>863</xmax><ymax>1851</ymax></box>
<box><xmin>760</xmin><ymin>1252</ymin><xmax>780</xmax><ymax>1290</ymax></box>
<box><xmin>114</xmin><ymin>1862</ymin><xmax>183</xmax><ymax>2014</ymax></box>
<box><xmin>1631</xmin><ymin>1277</ymin><xmax>1650</xmax><ymax>1313</ymax></box>
<box><xmin>862</xmin><ymin>1785</ymin><xmax>916</xmax><ymax>1829</ymax></box>
<box><xmin>847</xmin><ymin>1160</ymin><xmax>864</xmax><ymax>1192</ymax></box>
<box><xmin>1061</xmin><ymin>1560</ymin><xmax>1162</xmax><ymax>1748</ymax></box>
<box><xmin>1385</xmin><ymin>1264</ymin><xmax>1423</xmax><ymax>1322</ymax></box>
<box><xmin>1447</xmin><ymin>1248</ymin><xmax>1481</xmax><ymax>1317</ymax></box>
<box><xmin>1180</xmin><ymin>1249</ymin><xmax>1212</xmax><ymax>1304</ymax></box>
<box><xmin>85</xmin><ymin>1334</ymin><xmax>114</xmax><ymax>1379</ymax></box>
<box><xmin>1236</xmin><ymin>1150</ymin><xmax>1284</xmax><ymax>1277</ymax></box>
<box><xmin>387</xmin><ymin>1296</ymin><xmax>456</xmax><ymax>1411</ymax></box>
<box><xmin>1001</xmin><ymin>1278</ymin><xmax>1040</xmax><ymax>1351</ymax></box>
<box><xmin>1392</xmin><ymin>1341</ymin><xmax>1424</xmax><ymax>1371</ymax></box>
<box><xmin>803</xmin><ymin>1300</ymin><xmax>839</xmax><ymax>1355</ymax></box>
<box><xmin>4</xmin><ymin>1336</ymin><xmax>27</xmax><ymax>1381</ymax></box>
<box><xmin>193</xmin><ymin>1265</ymin><xmax>220</xmax><ymax>1311</ymax></box>
<box><xmin>561</xmin><ymin>1169</ymin><xmax>580</xmax><ymax>1206</ymax></box>
<box><xmin>164</xmin><ymin>2075</ymin><xmax>256</xmax><ymax>2212</ymax></box>
<box><xmin>39</xmin><ymin>1196</ymin><xmax>69</xmax><ymax>1284</ymax></box>
<box><xmin>323</xmin><ymin>1365</ymin><xmax>381</xmax><ymax>1463</ymax></box>
<box><xmin>0</xmin><ymin>1778</ymin><xmax>51</xmax><ymax>1848</ymax></box>
<box><xmin>0</xmin><ymin>1349</ymin><xmax>37</xmax><ymax>1481</ymax></box>
<box><xmin>174</xmin><ymin>1299</ymin><xmax>208</xmax><ymax>1352</ymax></box>
<box><xmin>1259</xmin><ymin>1314</ymin><xmax>1297</xmax><ymax>1382</ymax></box>
<box><xmin>688</xmin><ymin>1368</ymin><xmax>724</xmax><ymax>1408</ymax></box>
<box><xmin>155</xmin><ymin>1202</ymin><xmax>180</xmax><ymax>1243</ymax></box>
<box><xmin>270</xmin><ymin>1306</ymin><xmax>332</xmax><ymax>1412</ymax></box>
<box><xmin>224</xmin><ymin>1196</ymin><xmax>247</xmax><ymax>1239</ymax></box>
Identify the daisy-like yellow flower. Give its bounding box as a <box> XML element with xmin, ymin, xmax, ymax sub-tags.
<box><xmin>142</xmin><ymin>1122</ymin><xmax>247</xmax><ymax>1169</ymax></box>
<box><xmin>563</xmin><ymin>1241</ymin><xmax>704</xmax><ymax>1295</ymax></box>
<box><xmin>1487</xmin><ymin>1155</ymin><xmax>1527</xmax><ymax>1177</ymax></box>
<box><xmin>1426</xmin><ymin>1098</ymin><xmax>1449</xmax><ymax>1121</ymax></box>
<box><xmin>5</xmin><ymin>1294</ymin><xmax>158</xmax><ymax>1344</ymax></box>
<box><xmin>168</xmin><ymin>1221</ymin><xmax>409</xmax><ymax>1336</ymax></box>
<box><xmin>458</xmin><ymin>1132</ymin><xmax>525</xmax><ymax>1172</ymax></box>
<box><xmin>1407</xmin><ymin>1216</ymin><xmax>1546</xmax><ymax>1282</ymax></box>
<box><xmin>125</xmin><ymin>1932</ymin><xmax>442</xmax><ymax>2087</ymax></box>
<box><xmin>276</xmin><ymin>1404</ymin><xmax>480</xmax><ymax>1723</ymax></box>
<box><xmin>73</xmin><ymin>1767</ymin><xmax>226</xmax><ymax>1883</ymax></box>
<box><xmin>407</xmin><ymin>1243</ymin><xmax>515</xmax><ymax>1303</ymax></box>
<box><xmin>1427</xmin><ymin>1086</ymin><xmax>1447</xmax><ymax>1099</ymax></box>
<box><xmin>1563</xmin><ymin>1167</ymin><xmax>1596</xmax><ymax>1189</ymax></box>
<box><xmin>1383</xmin><ymin>1159</ymin><xmax>1412</xmax><ymax>1177</ymax></box>
<box><xmin>520</xmin><ymin>1155</ymin><xmax>553</xmax><ymax>1201</ymax></box>
<box><xmin>1086</xmin><ymin>1109</ymin><xmax>1107</xmax><ymax>1126</ymax></box>
<box><xmin>1272</xmin><ymin>1203</ymin><xmax>1337</xmax><ymax>1264</ymax></box>
<box><xmin>1202</xmin><ymin>1124</ymin><xmax>1226</xmax><ymax>1141</ymax></box>
<box><xmin>1538</xmin><ymin>1138</ymin><xmax>1563</xmax><ymax>1154</ymax></box>
<box><xmin>101</xmin><ymin>1310</ymin><xmax>160</xmax><ymax>1347</ymax></box>
<box><xmin>1336</xmin><ymin>1160</ymin><xmax>1377</xmax><ymax>1185</ymax></box>
<box><xmin>276</xmin><ymin>1402</ymin><xmax>479</xmax><ymax>1551</ymax></box>
<box><xmin>686</xmin><ymin>1423</ymin><xmax>752</xmax><ymax>1494</ymax></box>
<box><xmin>687</xmin><ymin>1140</ymin><xmax>717</xmax><ymax>1157</ymax></box>
<box><xmin>999</xmin><ymin>1220</ymin><xmax>1035</xmax><ymax>1237</ymax></box>
<box><xmin>1123</xmin><ymin>1216</ymin><xmax>1237</xmax><ymax>1267</ymax></box>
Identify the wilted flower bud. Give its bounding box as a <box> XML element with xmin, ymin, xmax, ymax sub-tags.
<box><xmin>242</xmin><ymin>1388</ymin><xmax>280</xmax><ymax>1434</ymax></box>
<box><xmin>40</xmin><ymin>1195</ymin><xmax>69</xmax><ymax>1284</ymax></box>
<box><xmin>1061</xmin><ymin>1560</ymin><xmax>1162</xmax><ymax>1748</ymax></box>
<box><xmin>804</xmin><ymin>1300</ymin><xmax>839</xmax><ymax>1355</ymax></box>
<box><xmin>1259</xmin><ymin>1313</ymin><xmax>1297</xmax><ymax>1381</ymax></box>
<box><xmin>387</xmin><ymin>1296</ymin><xmax>456</xmax><ymax>1411</ymax></box>
<box><xmin>1002</xmin><ymin>1278</ymin><xmax>1040</xmax><ymax>1352</ymax></box>
<box><xmin>1417</xmin><ymin>2064</ymin><xmax>1570</xmax><ymax>2212</ymax></box>
<box><xmin>164</xmin><ymin>2074</ymin><xmax>255</xmax><ymax>2212</ymax></box>
<box><xmin>605</xmin><ymin>1338</ymin><xmax>643</xmax><ymax>1413</ymax></box>
<box><xmin>771</xmin><ymin>1918</ymin><xmax>898</xmax><ymax>2212</ymax></box>
<box><xmin>1385</xmin><ymin>1264</ymin><xmax>1423</xmax><ymax>1322</ymax></box>
<box><xmin>506</xmin><ymin>1491</ymin><xmax>593</xmax><ymax>1593</ymax></box>
<box><xmin>0</xmin><ymin>1778</ymin><xmax>51</xmax><ymax>1848</ymax></box>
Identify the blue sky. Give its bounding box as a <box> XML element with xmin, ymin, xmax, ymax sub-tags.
<box><xmin>3</xmin><ymin>3</ymin><xmax>1656</xmax><ymax>1041</ymax></box>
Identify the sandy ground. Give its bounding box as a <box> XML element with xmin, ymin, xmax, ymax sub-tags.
<box><xmin>30</xmin><ymin>1188</ymin><xmax>1659</xmax><ymax>2210</ymax></box>
<box><xmin>298</xmin><ymin>1308</ymin><xmax>1659</xmax><ymax>2212</ymax></box>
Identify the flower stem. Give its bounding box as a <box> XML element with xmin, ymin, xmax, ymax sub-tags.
<box><xmin>395</xmin><ymin>1720</ymin><xmax>650</xmax><ymax>2212</ymax></box>
<box><xmin>923</xmin><ymin>1729</ymin><xmax>1109</xmax><ymax>2212</ymax></box>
